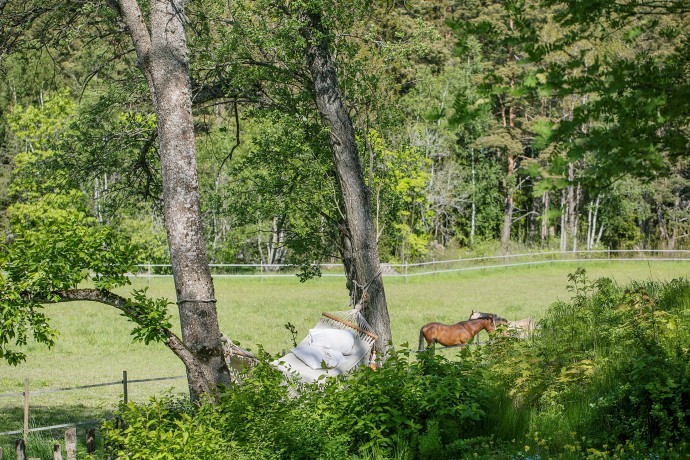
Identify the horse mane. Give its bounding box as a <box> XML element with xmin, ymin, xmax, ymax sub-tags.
<box><xmin>469</xmin><ymin>310</ymin><xmax>508</xmax><ymax>325</ymax></box>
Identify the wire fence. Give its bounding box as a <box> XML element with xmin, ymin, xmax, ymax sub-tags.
<box><xmin>133</xmin><ymin>249</ymin><xmax>690</xmax><ymax>277</ymax></box>
<box><xmin>0</xmin><ymin>372</ymin><xmax>186</xmax><ymax>438</ymax></box>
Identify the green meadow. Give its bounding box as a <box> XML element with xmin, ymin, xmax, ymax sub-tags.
<box><xmin>1</xmin><ymin>260</ymin><xmax>688</xmax><ymax>437</ymax></box>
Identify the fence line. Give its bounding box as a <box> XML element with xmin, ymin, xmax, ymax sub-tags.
<box><xmin>401</xmin><ymin>257</ymin><xmax>690</xmax><ymax>277</ymax></box>
<box><xmin>0</xmin><ymin>420</ymin><xmax>102</xmax><ymax>437</ymax></box>
<box><xmin>0</xmin><ymin>372</ymin><xmax>186</xmax><ymax>439</ymax></box>
<box><xmin>132</xmin><ymin>249</ymin><xmax>690</xmax><ymax>278</ymax></box>
<box><xmin>0</xmin><ymin>375</ymin><xmax>185</xmax><ymax>400</ymax></box>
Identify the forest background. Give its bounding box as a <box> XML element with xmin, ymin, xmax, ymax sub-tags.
<box><xmin>1</xmin><ymin>0</ymin><xmax>688</xmax><ymax>268</ymax></box>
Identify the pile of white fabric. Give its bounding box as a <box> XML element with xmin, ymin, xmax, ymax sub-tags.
<box><xmin>292</xmin><ymin>328</ymin><xmax>356</xmax><ymax>370</ymax></box>
<box><xmin>271</xmin><ymin>309</ymin><xmax>377</xmax><ymax>384</ymax></box>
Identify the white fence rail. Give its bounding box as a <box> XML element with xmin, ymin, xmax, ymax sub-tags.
<box><xmin>133</xmin><ymin>249</ymin><xmax>690</xmax><ymax>278</ymax></box>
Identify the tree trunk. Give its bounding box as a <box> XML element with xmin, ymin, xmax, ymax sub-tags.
<box><xmin>588</xmin><ymin>194</ymin><xmax>600</xmax><ymax>250</ymax></box>
<box><xmin>567</xmin><ymin>164</ymin><xmax>577</xmax><ymax>252</ymax></box>
<box><xmin>669</xmin><ymin>195</ymin><xmax>680</xmax><ymax>250</ymax></box>
<box><xmin>268</xmin><ymin>216</ymin><xmax>287</xmax><ymax>266</ymax></box>
<box><xmin>586</xmin><ymin>200</ymin><xmax>593</xmax><ymax>251</ymax></box>
<box><xmin>500</xmin><ymin>188</ymin><xmax>514</xmax><ymax>250</ymax></box>
<box><xmin>560</xmin><ymin>189</ymin><xmax>568</xmax><ymax>252</ymax></box>
<box><xmin>470</xmin><ymin>148</ymin><xmax>476</xmax><ymax>246</ymax></box>
<box><xmin>301</xmin><ymin>11</ymin><xmax>392</xmax><ymax>356</ymax></box>
<box><xmin>117</xmin><ymin>0</ymin><xmax>231</xmax><ymax>401</ymax></box>
<box><xmin>500</xmin><ymin>25</ymin><xmax>518</xmax><ymax>252</ymax></box>
<box><xmin>571</xmin><ymin>183</ymin><xmax>581</xmax><ymax>252</ymax></box>
<box><xmin>500</xmin><ymin>149</ymin><xmax>515</xmax><ymax>250</ymax></box>
<box><xmin>541</xmin><ymin>191</ymin><xmax>549</xmax><ymax>246</ymax></box>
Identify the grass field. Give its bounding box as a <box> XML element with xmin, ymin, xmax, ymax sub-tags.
<box><xmin>1</xmin><ymin>260</ymin><xmax>688</xmax><ymax>439</ymax></box>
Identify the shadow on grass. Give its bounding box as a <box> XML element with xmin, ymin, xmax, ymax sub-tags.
<box><xmin>0</xmin><ymin>404</ymin><xmax>114</xmax><ymax>459</ymax></box>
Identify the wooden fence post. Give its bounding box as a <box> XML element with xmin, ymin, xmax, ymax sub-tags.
<box><xmin>53</xmin><ymin>443</ymin><xmax>63</xmax><ymax>460</ymax></box>
<box><xmin>65</xmin><ymin>428</ymin><xmax>76</xmax><ymax>460</ymax></box>
<box><xmin>23</xmin><ymin>379</ymin><xmax>29</xmax><ymax>445</ymax></box>
<box><xmin>15</xmin><ymin>439</ymin><xmax>26</xmax><ymax>460</ymax></box>
<box><xmin>86</xmin><ymin>427</ymin><xmax>96</xmax><ymax>454</ymax></box>
<box><xmin>122</xmin><ymin>370</ymin><xmax>128</xmax><ymax>404</ymax></box>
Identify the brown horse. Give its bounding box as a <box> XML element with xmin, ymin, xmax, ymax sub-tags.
<box><xmin>418</xmin><ymin>317</ymin><xmax>496</xmax><ymax>351</ymax></box>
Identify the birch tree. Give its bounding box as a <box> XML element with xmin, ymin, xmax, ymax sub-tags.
<box><xmin>0</xmin><ymin>0</ymin><xmax>232</xmax><ymax>400</ymax></box>
<box><xmin>112</xmin><ymin>0</ymin><xmax>231</xmax><ymax>400</ymax></box>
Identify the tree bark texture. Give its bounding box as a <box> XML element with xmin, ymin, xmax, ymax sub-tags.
<box><xmin>560</xmin><ymin>189</ymin><xmax>568</xmax><ymax>252</ymax></box>
<box><xmin>500</xmin><ymin>149</ymin><xmax>515</xmax><ymax>250</ymax></box>
<box><xmin>117</xmin><ymin>0</ymin><xmax>231</xmax><ymax>400</ymax></box>
<box><xmin>541</xmin><ymin>191</ymin><xmax>549</xmax><ymax>246</ymax></box>
<box><xmin>301</xmin><ymin>11</ymin><xmax>392</xmax><ymax>355</ymax></box>
<box><xmin>567</xmin><ymin>164</ymin><xmax>580</xmax><ymax>252</ymax></box>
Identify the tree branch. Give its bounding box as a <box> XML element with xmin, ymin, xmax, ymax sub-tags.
<box><xmin>40</xmin><ymin>288</ymin><xmax>254</xmax><ymax>387</ymax></box>
<box><xmin>45</xmin><ymin>288</ymin><xmax>199</xmax><ymax>370</ymax></box>
<box><xmin>115</xmin><ymin>0</ymin><xmax>152</xmax><ymax>75</ymax></box>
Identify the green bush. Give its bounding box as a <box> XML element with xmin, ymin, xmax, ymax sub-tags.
<box><xmin>103</xmin><ymin>396</ymin><xmax>229</xmax><ymax>460</ymax></box>
<box><xmin>102</xmin><ymin>271</ymin><xmax>690</xmax><ymax>459</ymax></box>
<box><xmin>317</xmin><ymin>346</ymin><xmax>491</xmax><ymax>457</ymax></box>
<box><xmin>214</xmin><ymin>358</ymin><xmax>352</xmax><ymax>459</ymax></box>
<box><xmin>103</xmin><ymin>347</ymin><xmax>494</xmax><ymax>459</ymax></box>
<box><xmin>485</xmin><ymin>270</ymin><xmax>690</xmax><ymax>455</ymax></box>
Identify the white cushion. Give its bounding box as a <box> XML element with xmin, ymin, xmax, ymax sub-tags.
<box><xmin>292</xmin><ymin>343</ymin><xmax>345</xmax><ymax>370</ymax></box>
<box><xmin>308</xmin><ymin>328</ymin><xmax>356</xmax><ymax>355</ymax></box>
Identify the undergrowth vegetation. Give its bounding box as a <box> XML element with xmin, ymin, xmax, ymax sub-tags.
<box><xmin>103</xmin><ymin>270</ymin><xmax>690</xmax><ymax>459</ymax></box>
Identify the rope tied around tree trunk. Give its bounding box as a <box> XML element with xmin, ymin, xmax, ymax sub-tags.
<box><xmin>350</xmin><ymin>269</ymin><xmax>382</xmax><ymax>309</ymax></box>
<box><xmin>176</xmin><ymin>298</ymin><xmax>217</xmax><ymax>304</ymax></box>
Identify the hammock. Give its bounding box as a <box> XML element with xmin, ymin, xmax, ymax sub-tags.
<box><xmin>271</xmin><ymin>307</ymin><xmax>378</xmax><ymax>384</ymax></box>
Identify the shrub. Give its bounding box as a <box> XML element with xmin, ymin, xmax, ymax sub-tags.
<box><xmin>102</xmin><ymin>396</ymin><xmax>229</xmax><ymax>460</ymax></box>
<box><xmin>103</xmin><ymin>346</ymin><xmax>495</xmax><ymax>459</ymax></box>
<box><xmin>103</xmin><ymin>272</ymin><xmax>690</xmax><ymax>459</ymax></box>
<box><xmin>486</xmin><ymin>270</ymin><xmax>690</xmax><ymax>454</ymax></box>
<box><xmin>317</xmin><ymin>346</ymin><xmax>492</xmax><ymax>457</ymax></box>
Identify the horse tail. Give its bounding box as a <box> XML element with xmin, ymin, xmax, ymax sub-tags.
<box><xmin>418</xmin><ymin>327</ymin><xmax>426</xmax><ymax>351</ymax></box>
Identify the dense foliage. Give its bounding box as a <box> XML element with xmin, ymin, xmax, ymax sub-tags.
<box><xmin>1</xmin><ymin>0</ymin><xmax>688</xmax><ymax>266</ymax></box>
<box><xmin>0</xmin><ymin>0</ymin><xmax>688</xmax><ymax>452</ymax></box>
<box><xmin>103</xmin><ymin>273</ymin><xmax>690</xmax><ymax>459</ymax></box>
<box><xmin>0</xmin><ymin>89</ymin><xmax>174</xmax><ymax>365</ymax></box>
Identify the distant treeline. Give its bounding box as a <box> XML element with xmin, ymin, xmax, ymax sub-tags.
<box><xmin>1</xmin><ymin>0</ymin><xmax>687</xmax><ymax>266</ymax></box>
